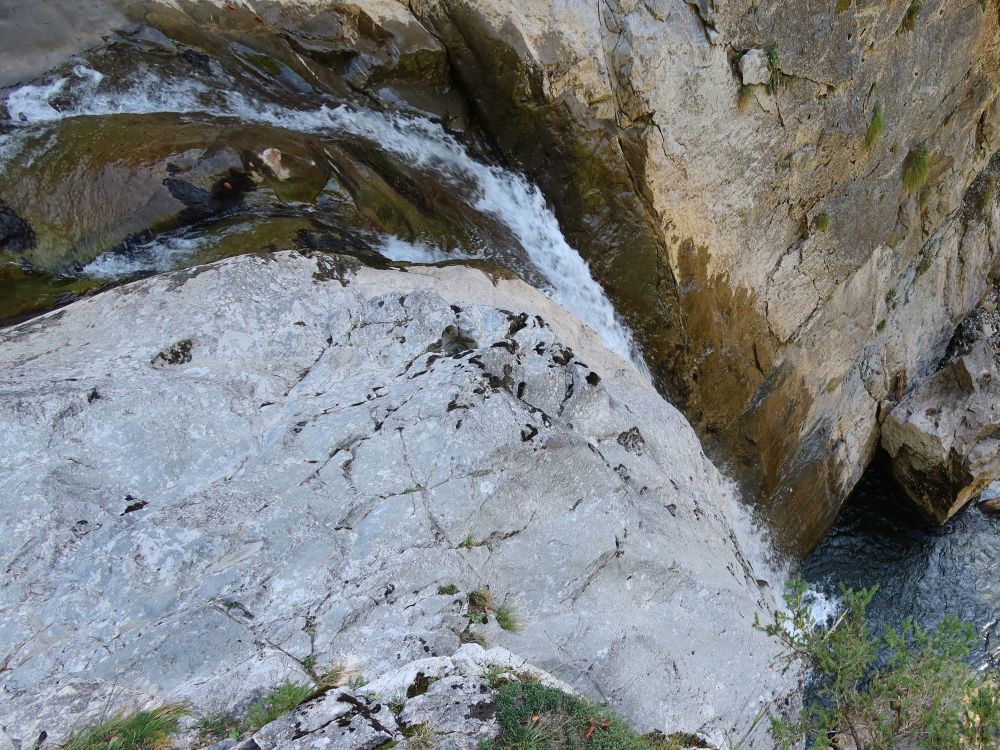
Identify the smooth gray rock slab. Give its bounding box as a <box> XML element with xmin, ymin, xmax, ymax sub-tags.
<box><xmin>0</xmin><ymin>251</ymin><xmax>794</xmax><ymax>749</ymax></box>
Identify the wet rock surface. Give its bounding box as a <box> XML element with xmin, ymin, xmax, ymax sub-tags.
<box><xmin>882</xmin><ymin>293</ymin><xmax>1000</xmax><ymax>524</ymax></box>
<box><xmin>0</xmin><ymin>252</ymin><xmax>795</xmax><ymax>749</ymax></box>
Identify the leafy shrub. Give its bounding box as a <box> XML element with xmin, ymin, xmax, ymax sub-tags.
<box><xmin>63</xmin><ymin>706</ymin><xmax>184</xmax><ymax>750</ymax></box>
<box><xmin>759</xmin><ymin>577</ymin><xmax>1000</xmax><ymax>750</ymax></box>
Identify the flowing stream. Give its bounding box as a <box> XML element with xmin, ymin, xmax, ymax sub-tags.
<box><xmin>0</xmin><ymin>47</ymin><xmax>647</xmax><ymax>376</ymax></box>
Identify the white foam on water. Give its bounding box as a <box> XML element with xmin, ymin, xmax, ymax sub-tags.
<box><xmin>377</xmin><ymin>237</ymin><xmax>458</xmax><ymax>264</ymax></box>
<box><xmin>82</xmin><ymin>235</ymin><xmax>209</xmax><ymax>279</ymax></box>
<box><xmin>6</xmin><ymin>77</ymin><xmax>68</xmax><ymax>122</ymax></box>
<box><xmin>2</xmin><ymin>67</ymin><xmax>648</xmax><ymax>376</ymax></box>
<box><xmin>804</xmin><ymin>587</ymin><xmax>841</xmax><ymax>629</ymax></box>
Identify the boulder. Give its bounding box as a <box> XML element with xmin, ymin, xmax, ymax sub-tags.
<box><xmin>0</xmin><ymin>252</ymin><xmax>796</xmax><ymax>749</ymax></box>
<box><xmin>882</xmin><ymin>306</ymin><xmax>1000</xmax><ymax>524</ymax></box>
<box><xmin>739</xmin><ymin>49</ymin><xmax>770</xmax><ymax>86</ymax></box>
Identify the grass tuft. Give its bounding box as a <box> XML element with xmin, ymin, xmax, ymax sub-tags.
<box><xmin>460</xmin><ymin>629</ymin><xmax>487</xmax><ymax>646</ymax></box>
<box><xmin>468</xmin><ymin>588</ymin><xmax>495</xmax><ymax>612</ymax></box>
<box><xmin>496</xmin><ymin>604</ymin><xmax>522</xmax><ymax>632</ymax></box>
<box><xmin>813</xmin><ymin>213</ymin><xmax>831</xmax><ymax>233</ymax></box>
<box><xmin>63</xmin><ymin>706</ymin><xmax>185</xmax><ymax>750</ymax></box>
<box><xmin>897</xmin><ymin>0</ymin><xmax>922</xmax><ymax>33</ymax></box>
<box><xmin>437</xmin><ymin>583</ymin><xmax>459</xmax><ymax>596</ymax></box>
<box><xmin>864</xmin><ymin>102</ymin><xmax>884</xmax><ymax>150</ymax></box>
<box><xmin>765</xmin><ymin>44</ymin><xmax>781</xmax><ymax>94</ymax></box>
<box><xmin>402</xmin><ymin>723</ymin><xmax>438</xmax><ymax>750</ymax></box>
<box><xmin>241</xmin><ymin>681</ymin><xmax>313</xmax><ymax>732</ymax></box>
<box><xmin>902</xmin><ymin>144</ymin><xmax>931</xmax><ymax>192</ymax></box>
<box><xmin>490</xmin><ymin>682</ymin><xmax>685</xmax><ymax>750</ymax></box>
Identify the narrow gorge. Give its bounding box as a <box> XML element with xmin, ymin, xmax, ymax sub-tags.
<box><xmin>0</xmin><ymin>1</ymin><xmax>997</xmax><ymax>749</ymax></box>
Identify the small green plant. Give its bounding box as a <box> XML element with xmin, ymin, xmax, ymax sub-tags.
<box><xmin>347</xmin><ymin>674</ymin><xmax>369</xmax><ymax>689</ymax></box>
<box><xmin>766</xmin><ymin>44</ymin><xmax>781</xmax><ymax>94</ymax></box>
<box><xmin>241</xmin><ymin>681</ymin><xmax>313</xmax><ymax>732</ymax></box>
<box><xmin>877</xmin><ymin>319</ymin><xmax>887</xmax><ymax>331</ymax></box>
<box><xmin>461</xmin><ymin>536</ymin><xmax>477</xmax><ymax>549</ymax></box>
<box><xmin>63</xmin><ymin>706</ymin><xmax>185</xmax><ymax>750</ymax></box>
<box><xmin>759</xmin><ymin>576</ymin><xmax>1000</xmax><ymax>750</ymax></box>
<box><xmin>496</xmin><ymin>604</ymin><xmax>522</xmax><ymax>632</ymax></box>
<box><xmin>897</xmin><ymin>0</ymin><xmax>922</xmax><ymax>33</ymax></box>
<box><xmin>902</xmin><ymin>144</ymin><xmax>931</xmax><ymax>192</ymax></box>
<box><xmin>468</xmin><ymin>588</ymin><xmax>495</xmax><ymax>612</ymax></box>
<box><xmin>490</xmin><ymin>682</ymin><xmax>686</xmax><ymax>750</ymax></box>
<box><xmin>813</xmin><ymin>213</ymin><xmax>831</xmax><ymax>232</ymax></box>
<box><xmin>864</xmin><ymin>103</ymin><xmax>884</xmax><ymax>150</ymax></box>
<box><xmin>481</xmin><ymin>664</ymin><xmax>514</xmax><ymax>688</ymax></box>
<box><xmin>302</xmin><ymin>654</ymin><xmax>317</xmax><ymax>672</ymax></box>
<box><xmin>437</xmin><ymin>583</ymin><xmax>459</xmax><ymax>596</ymax></box>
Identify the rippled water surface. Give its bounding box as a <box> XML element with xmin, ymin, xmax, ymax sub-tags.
<box><xmin>803</xmin><ymin>471</ymin><xmax>1000</xmax><ymax>668</ymax></box>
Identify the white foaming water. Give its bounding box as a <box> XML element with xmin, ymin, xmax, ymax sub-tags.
<box><xmin>804</xmin><ymin>587</ymin><xmax>841</xmax><ymax>629</ymax></box>
<box><xmin>377</xmin><ymin>237</ymin><xmax>458</xmax><ymax>264</ymax></box>
<box><xmin>83</xmin><ymin>235</ymin><xmax>209</xmax><ymax>279</ymax></box>
<box><xmin>5</xmin><ymin>68</ymin><xmax>209</xmax><ymax>123</ymax></box>
<box><xmin>1</xmin><ymin>68</ymin><xmax>649</xmax><ymax>376</ymax></box>
<box><xmin>254</xmin><ymin>105</ymin><xmax>649</xmax><ymax>374</ymax></box>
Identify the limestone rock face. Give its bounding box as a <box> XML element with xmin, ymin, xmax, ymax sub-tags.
<box><xmin>402</xmin><ymin>0</ymin><xmax>1000</xmax><ymax>553</ymax></box>
<box><xmin>882</xmin><ymin>300</ymin><xmax>1000</xmax><ymax>524</ymax></box>
<box><xmin>0</xmin><ymin>252</ymin><xmax>794</xmax><ymax>749</ymax></box>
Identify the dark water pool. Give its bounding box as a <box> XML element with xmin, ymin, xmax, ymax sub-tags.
<box><xmin>802</xmin><ymin>470</ymin><xmax>1000</xmax><ymax>669</ymax></box>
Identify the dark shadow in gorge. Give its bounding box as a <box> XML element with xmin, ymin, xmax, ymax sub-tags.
<box><xmin>802</xmin><ymin>465</ymin><xmax>1000</xmax><ymax>670</ymax></box>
